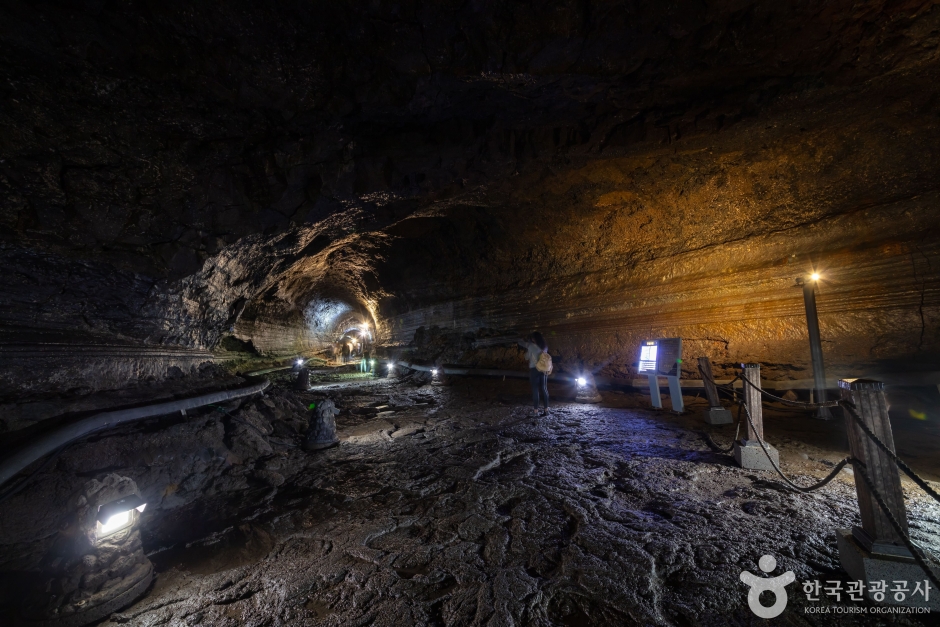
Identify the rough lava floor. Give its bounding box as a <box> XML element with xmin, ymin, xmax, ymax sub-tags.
<box><xmin>16</xmin><ymin>373</ymin><xmax>940</xmax><ymax>627</ymax></box>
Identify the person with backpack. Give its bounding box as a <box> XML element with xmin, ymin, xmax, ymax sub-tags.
<box><xmin>518</xmin><ymin>331</ymin><xmax>551</xmax><ymax>415</ymax></box>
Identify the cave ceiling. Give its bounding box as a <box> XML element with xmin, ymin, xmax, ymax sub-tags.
<box><xmin>2</xmin><ymin>0</ymin><xmax>939</xmax><ymax>395</ymax></box>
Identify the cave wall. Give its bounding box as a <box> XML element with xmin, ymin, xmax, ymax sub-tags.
<box><xmin>2</xmin><ymin>0</ymin><xmax>939</xmax><ymax>398</ymax></box>
<box><xmin>376</xmin><ymin>70</ymin><xmax>940</xmax><ymax>380</ymax></box>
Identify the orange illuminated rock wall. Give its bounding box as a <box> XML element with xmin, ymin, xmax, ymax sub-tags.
<box><xmin>377</xmin><ymin>73</ymin><xmax>940</xmax><ymax>381</ymax></box>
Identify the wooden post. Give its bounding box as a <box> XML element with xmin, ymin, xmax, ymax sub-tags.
<box><xmin>733</xmin><ymin>363</ymin><xmax>779</xmax><ymax>470</ymax></box>
<box><xmin>741</xmin><ymin>363</ymin><xmax>763</xmax><ymax>441</ymax></box>
<box><xmin>699</xmin><ymin>357</ymin><xmax>732</xmax><ymax>424</ymax></box>
<box><xmin>839</xmin><ymin>378</ymin><xmax>910</xmax><ymax>557</ymax></box>
<box><xmin>699</xmin><ymin>357</ymin><xmax>721</xmax><ymax>407</ymax></box>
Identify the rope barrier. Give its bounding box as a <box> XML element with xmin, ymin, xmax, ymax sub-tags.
<box><xmin>701</xmin><ymin>426</ymin><xmax>738</xmax><ymax>453</ymax></box>
<box><xmin>708</xmin><ymin>362</ymin><xmax>940</xmax><ymax>586</ymax></box>
<box><xmin>854</xmin><ymin>464</ymin><xmax>940</xmax><ymax>590</ymax></box>
<box><xmin>700</xmin><ymin>402</ymin><xmax>742</xmax><ymax>453</ymax></box>
<box><xmin>738</xmin><ymin>373</ymin><xmax>841</xmax><ymax>408</ymax></box>
<box><xmin>841</xmin><ymin>401</ymin><xmax>940</xmax><ymax>506</ymax></box>
<box><xmin>740</xmin><ymin>402</ymin><xmax>857</xmax><ymax>493</ymax></box>
<box><xmin>700</xmin><ymin>364</ymin><xmax>940</xmax><ymax>503</ymax></box>
<box><xmin>695</xmin><ymin>365</ymin><xmax>740</xmax><ymax>397</ymax></box>
<box><xmin>697</xmin><ymin>365</ymin><xmax>852</xmax><ymax>489</ymax></box>
<box><xmin>702</xmin><ymin>365</ymin><xmax>840</xmax><ymax>409</ymax></box>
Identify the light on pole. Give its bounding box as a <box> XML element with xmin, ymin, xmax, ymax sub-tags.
<box><xmin>796</xmin><ymin>272</ymin><xmax>832</xmax><ymax>420</ymax></box>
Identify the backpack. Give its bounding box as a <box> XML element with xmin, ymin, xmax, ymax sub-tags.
<box><xmin>535</xmin><ymin>351</ymin><xmax>553</xmax><ymax>374</ymax></box>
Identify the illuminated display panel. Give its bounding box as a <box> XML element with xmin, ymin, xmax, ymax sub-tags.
<box><xmin>638</xmin><ymin>342</ymin><xmax>658</xmax><ymax>373</ymax></box>
<box><xmin>637</xmin><ymin>338</ymin><xmax>682</xmax><ymax>376</ymax></box>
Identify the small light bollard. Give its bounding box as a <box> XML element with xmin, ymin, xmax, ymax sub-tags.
<box><xmin>698</xmin><ymin>356</ymin><xmax>732</xmax><ymax>425</ymax></box>
<box><xmin>295</xmin><ymin>366</ymin><xmax>310</xmax><ymax>390</ymax></box>
<box><xmin>20</xmin><ymin>475</ymin><xmax>153</xmax><ymax>627</ymax></box>
<box><xmin>575</xmin><ymin>372</ymin><xmax>602</xmax><ymax>403</ymax></box>
<box><xmin>303</xmin><ymin>398</ymin><xmax>341</xmax><ymax>451</ymax></box>
<box><xmin>836</xmin><ymin>378</ymin><xmax>939</xmax><ymax>609</ymax></box>
<box><xmin>733</xmin><ymin>363</ymin><xmax>780</xmax><ymax>471</ymax></box>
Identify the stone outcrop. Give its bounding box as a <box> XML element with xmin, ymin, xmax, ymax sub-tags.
<box><xmin>1</xmin><ymin>1</ymin><xmax>939</xmax><ymax>397</ymax></box>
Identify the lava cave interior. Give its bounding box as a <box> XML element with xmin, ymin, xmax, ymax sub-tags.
<box><xmin>1</xmin><ymin>1</ymin><xmax>940</xmax><ymax>626</ymax></box>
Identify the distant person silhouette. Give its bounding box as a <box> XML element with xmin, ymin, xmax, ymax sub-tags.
<box><xmin>518</xmin><ymin>331</ymin><xmax>550</xmax><ymax>415</ymax></box>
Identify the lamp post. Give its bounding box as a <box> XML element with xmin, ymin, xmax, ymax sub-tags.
<box><xmin>797</xmin><ymin>273</ymin><xmax>832</xmax><ymax>420</ymax></box>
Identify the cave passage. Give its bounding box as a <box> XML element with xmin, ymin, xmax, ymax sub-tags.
<box><xmin>1</xmin><ymin>1</ymin><xmax>940</xmax><ymax>626</ymax></box>
<box><xmin>3</xmin><ymin>372</ymin><xmax>939</xmax><ymax>626</ymax></box>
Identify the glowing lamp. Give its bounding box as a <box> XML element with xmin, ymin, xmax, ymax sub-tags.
<box><xmin>576</xmin><ymin>377</ymin><xmax>586</xmax><ymax>387</ymax></box>
<box><xmin>370</xmin><ymin>359</ymin><xmax>376</xmax><ymax>366</ymax></box>
<box><xmin>25</xmin><ymin>476</ymin><xmax>154</xmax><ymax>625</ymax></box>
<box><xmin>388</xmin><ymin>363</ymin><xmax>395</xmax><ymax>371</ymax></box>
<box><xmin>296</xmin><ymin>358</ymin><xmax>304</xmax><ymax>366</ymax></box>
<box><xmin>431</xmin><ymin>368</ymin><xmax>439</xmax><ymax>376</ymax></box>
<box><xmin>96</xmin><ymin>494</ymin><xmax>146</xmax><ymax>540</ymax></box>
<box><xmin>810</xmin><ymin>272</ymin><xmax>820</xmax><ymax>281</ymax></box>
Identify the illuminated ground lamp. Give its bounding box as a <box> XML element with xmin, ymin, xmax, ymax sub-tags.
<box><xmin>304</xmin><ymin>399</ymin><xmax>341</xmax><ymax>450</ymax></box>
<box><xmin>575</xmin><ymin>373</ymin><xmax>602</xmax><ymax>403</ymax></box>
<box><xmin>21</xmin><ymin>474</ymin><xmax>153</xmax><ymax>627</ymax></box>
<box><xmin>96</xmin><ymin>494</ymin><xmax>146</xmax><ymax>538</ymax></box>
<box><xmin>296</xmin><ymin>366</ymin><xmax>310</xmax><ymax>390</ymax></box>
<box><xmin>431</xmin><ymin>368</ymin><xmax>439</xmax><ymax>376</ymax></box>
<box><xmin>387</xmin><ymin>362</ymin><xmax>397</xmax><ymax>378</ymax></box>
<box><xmin>796</xmin><ymin>272</ymin><xmax>832</xmax><ymax>419</ymax></box>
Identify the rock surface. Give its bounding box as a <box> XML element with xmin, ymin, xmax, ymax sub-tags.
<box><xmin>2</xmin><ymin>375</ymin><xmax>938</xmax><ymax>624</ymax></box>
<box><xmin>1</xmin><ymin>2</ymin><xmax>939</xmax><ymax>398</ymax></box>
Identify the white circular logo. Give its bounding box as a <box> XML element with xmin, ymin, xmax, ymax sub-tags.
<box><xmin>740</xmin><ymin>554</ymin><xmax>796</xmax><ymax>619</ymax></box>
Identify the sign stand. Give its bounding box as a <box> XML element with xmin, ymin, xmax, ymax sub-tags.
<box><xmin>667</xmin><ymin>376</ymin><xmax>684</xmax><ymax>413</ymax></box>
<box><xmin>648</xmin><ymin>374</ymin><xmax>662</xmax><ymax>408</ymax></box>
<box><xmin>638</xmin><ymin>338</ymin><xmax>684</xmax><ymax>413</ymax></box>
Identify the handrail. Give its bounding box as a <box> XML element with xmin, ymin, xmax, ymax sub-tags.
<box><xmin>0</xmin><ymin>378</ymin><xmax>270</xmax><ymax>489</ymax></box>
